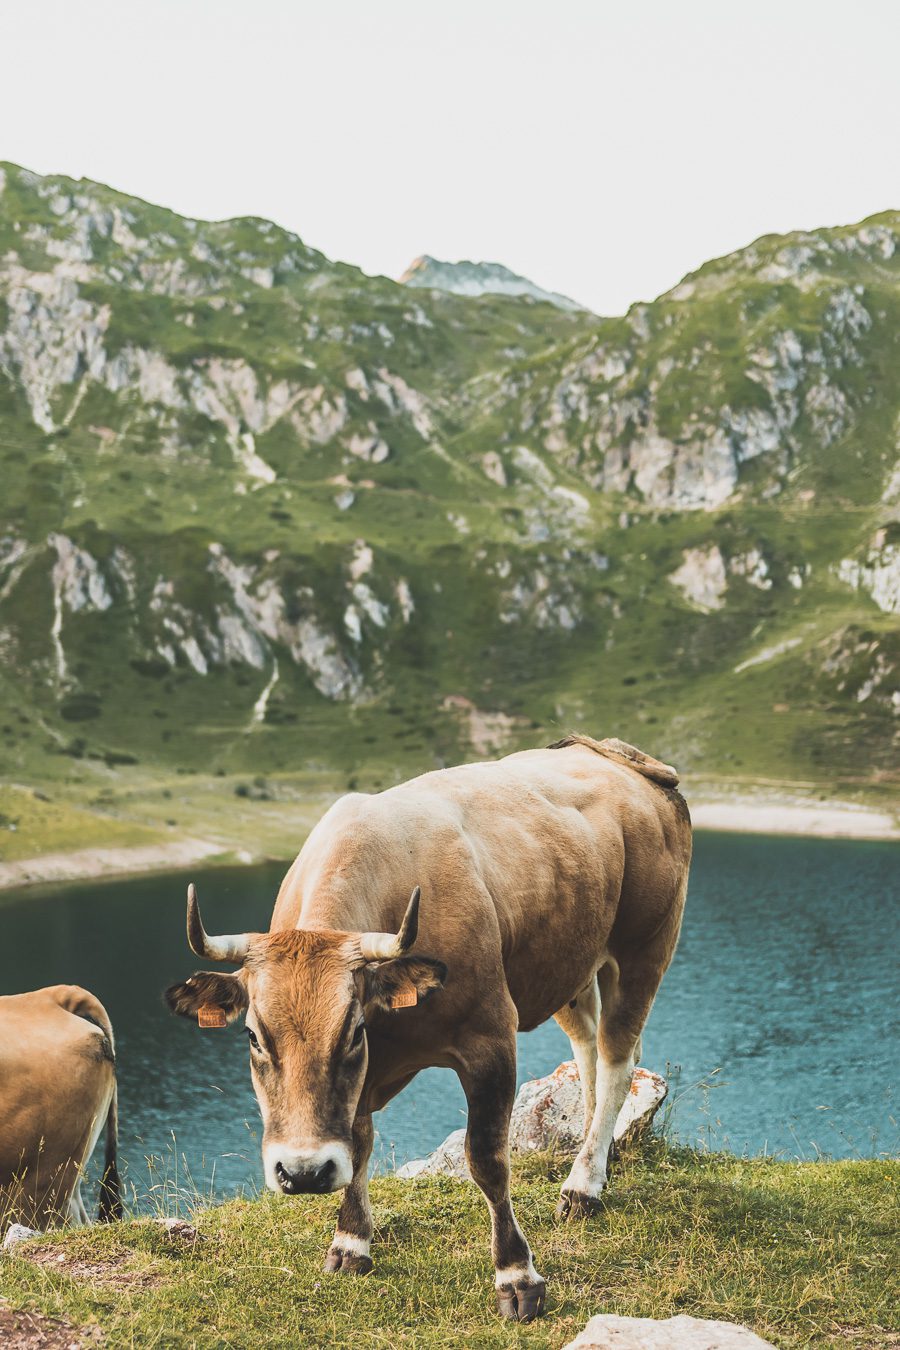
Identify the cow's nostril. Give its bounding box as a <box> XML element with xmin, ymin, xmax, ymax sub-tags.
<box><xmin>275</xmin><ymin>1161</ymin><xmax>298</xmax><ymax>1193</ymax></box>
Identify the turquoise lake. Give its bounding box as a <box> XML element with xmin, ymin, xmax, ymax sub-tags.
<box><xmin>1</xmin><ymin>831</ymin><xmax>897</xmax><ymax>1207</ymax></box>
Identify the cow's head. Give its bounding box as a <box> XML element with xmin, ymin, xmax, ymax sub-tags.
<box><xmin>165</xmin><ymin>884</ymin><xmax>445</xmax><ymax>1195</ymax></box>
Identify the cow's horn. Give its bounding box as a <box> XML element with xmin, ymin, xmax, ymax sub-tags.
<box><xmin>186</xmin><ymin>883</ymin><xmax>251</xmax><ymax>963</ymax></box>
<box><xmin>357</xmin><ymin>886</ymin><xmax>421</xmax><ymax>962</ymax></box>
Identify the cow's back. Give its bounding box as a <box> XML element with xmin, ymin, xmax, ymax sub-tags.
<box><xmin>279</xmin><ymin>739</ymin><xmax>689</xmax><ymax>1033</ymax></box>
<box><xmin>508</xmin><ymin>740</ymin><xmax>692</xmax><ymax>950</ymax></box>
<box><xmin>435</xmin><ymin>741</ymin><xmax>690</xmax><ymax>1022</ymax></box>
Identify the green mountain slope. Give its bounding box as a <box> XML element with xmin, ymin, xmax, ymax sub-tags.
<box><xmin>0</xmin><ymin>161</ymin><xmax>897</xmax><ymax>800</ymax></box>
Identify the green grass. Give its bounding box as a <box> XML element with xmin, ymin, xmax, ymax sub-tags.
<box><xmin>0</xmin><ymin>769</ymin><xmax>344</xmax><ymax>875</ymax></box>
<box><xmin>0</xmin><ymin>784</ymin><xmax>164</xmax><ymax>861</ymax></box>
<box><xmin>1</xmin><ymin>1146</ymin><xmax>896</xmax><ymax>1348</ymax></box>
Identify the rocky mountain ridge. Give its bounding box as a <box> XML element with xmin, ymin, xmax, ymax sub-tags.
<box><xmin>0</xmin><ymin>161</ymin><xmax>897</xmax><ymax>789</ymax></box>
<box><xmin>399</xmin><ymin>254</ymin><xmax>586</xmax><ymax>311</ymax></box>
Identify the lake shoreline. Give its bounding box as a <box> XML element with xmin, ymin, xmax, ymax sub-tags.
<box><xmin>0</xmin><ymin>837</ymin><xmax>229</xmax><ymax>893</ymax></box>
<box><xmin>688</xmin><ymin>797</ymin><xmax>899</xmax><ymax>842</ymax></box>
<box><xmin>1</xmin><ymin>791</ymin><xmax>896</xmax><ymax>892</ymax></box>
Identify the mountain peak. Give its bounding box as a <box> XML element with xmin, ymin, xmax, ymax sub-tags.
<box><xmin>398</xmin><ymin>254</ymin><xmax>589</xmax><ymax>312</ymax></box>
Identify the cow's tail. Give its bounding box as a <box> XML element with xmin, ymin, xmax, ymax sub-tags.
<box><xmin>49</xmin><ymin>985</ymin><xmax>122</xmax><ymax>1222</ymax></box>
<box><xmin>98</xmin><ymin>1083</ymin><xmax>122</xmax><ymax>1222</ymax></box>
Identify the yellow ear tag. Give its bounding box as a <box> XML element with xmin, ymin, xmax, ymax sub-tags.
<box><xmin>198</xmin><ymin>1004</ymin><xmax>227</xmax><ymax>1028</ymax></box>
<box><xmin>390</xmin><ymin>981</ymin><xmax>418</xmax><ymax>1011</ymax></box>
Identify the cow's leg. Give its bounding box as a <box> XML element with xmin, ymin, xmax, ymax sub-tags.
<box><xmin>324</xmin><ymin>1113</ymin><xmax>374</xmax><ymax>1275</ymax></box>
<box><xmin>459</xmin><ymin>1037</ymin><xmax>546</xmax><ymax>1322</ymax></box>
<box><xmin>67</xmin><ymin>1177</ymin><xmax>89</xmax><ymax>1226</ymax></box>
<box><xmin>556</xmin><ymin>956</ymin><xmax>658</xmax><ymax>1221</ymax></box>
<box><xmin>553</xmin><ymin>976</ymin><xmax>600</xmax><ymax>1130</ymax></box>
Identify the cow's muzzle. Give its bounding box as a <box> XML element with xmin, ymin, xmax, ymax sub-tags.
<box><xmin>264</xmin><ymin>1141</ymin><xmax>353</xmax><ymax>1194</ymax></box>
<box><xmin>276</xmin><ymin>1158</ymin><xmax>336</xmax><ymax>1194</ymax></box>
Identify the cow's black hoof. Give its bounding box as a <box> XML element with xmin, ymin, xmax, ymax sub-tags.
<box><xmin>496</xmin><ymin>1276</ymin><xmax>546</xmax><ymax>1321</ymax></box>
<box><xmin>324</xmin><ymin>1247</ymin><xmax>373</xmax><ymax>1275</ymax></box>
<box><xmin>555</xmin><ymin>1188</ymin><xmax>604</xmax><ymax>1221</ymax></box>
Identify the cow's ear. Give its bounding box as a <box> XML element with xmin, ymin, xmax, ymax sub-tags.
<box><xmin>164</xmin><ymin>970</ymin><xmax>248</xmax><ymax>1025</ymax></box>
<box><xmin>362</xmin><ymin>956</ymin><xmax>447</xmax><ymax>1012</ymax></box>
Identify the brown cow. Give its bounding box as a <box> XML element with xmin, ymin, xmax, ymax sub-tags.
<box><xmin>0</xmin><ymin>985</ymin><xmax>121</xmax><ymax>1230</ymax></box>
<box><xmin>166</xmin><ymin>735</ymin><xmax>691</xmax><ymax>1320</ymax></box>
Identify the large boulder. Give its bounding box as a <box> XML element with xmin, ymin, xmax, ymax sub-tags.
<box><xmin>562</xmin><ymin>1313</ymin><xmax>777</xmax><ymax>1349</ymax></box>
<box><xmin>397</xmin><ymin>1061</ymin><xmax>666</xmax><ymax>1179</ymax></box>
<box><xmin>509</xmin><ymin>1060</ymin><xmax>666</xmax><ymax>1153</ymax></box>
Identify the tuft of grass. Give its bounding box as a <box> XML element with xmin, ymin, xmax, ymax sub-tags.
<box><xmin>1</xmin><ymin>1145</ymin><xmax>896</xmax><ymax>1348</ymax></box>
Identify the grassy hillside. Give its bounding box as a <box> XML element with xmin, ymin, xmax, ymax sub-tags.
<box><xmin>0</xmin><ymin>161</ymin><xmax>898</xmax><ymax>847</ymax></box>
<box><xmin>1</xmin><ymin>1146</ymin><xmax>896</xmax><ymax>1348</ymax></box>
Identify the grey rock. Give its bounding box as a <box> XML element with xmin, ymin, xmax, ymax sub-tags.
<box><xmin>396</xmin><ymin>1127</ymin><xmax>468</xmax><ymax>1179</ymax></box>
<box><xmin>509</xmin><ymin>1061</ymin><xmax>666</xmax><ymax>1153</ymax></box>
<box><xmin>562</xmin><ymin>1313</ymin><xmax>777</xmax><ymax>1349</ymax></box>
<box><xmin>2</xmin><ymin>1223</ymin><xmax>39</xmax><ymax>1250</ymax></box>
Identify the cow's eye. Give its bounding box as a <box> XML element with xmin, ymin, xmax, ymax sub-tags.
<box><xmin>246</xmin><ymin>1026</ymin><xmax>261</xmax><ymax>1053</ymax></box>
<box><xmin>350</xmin><ymin>1020</ymin><xmax>365</xmax><ymax>1051</ymax></box>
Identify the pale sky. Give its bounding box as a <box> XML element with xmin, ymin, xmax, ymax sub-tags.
<box><xmin>3</xmin><ymin>0</ymin><xmax>899</xmax><ymax>314</ymax></box>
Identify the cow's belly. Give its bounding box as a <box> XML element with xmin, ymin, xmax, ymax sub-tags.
<box><xmin>504</xmin><ymin>932</ymin><xmax>609</xmax><ymax>1033</ymax></box>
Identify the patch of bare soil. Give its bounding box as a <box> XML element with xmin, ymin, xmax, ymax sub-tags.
<box><xmin>15</xmin><ymin>1244</ymin><xmax>158</xmax><ymax>1289</ymax></box>
<box><xmin>0</xmin><ymin>1301</ymin><xmax>100</xmax><ymax>1349</ymax></box>
<box><xmin>834</xmin><ymin>1329</ymin><xmax>900</xmax><ymax>1348</ymax></box>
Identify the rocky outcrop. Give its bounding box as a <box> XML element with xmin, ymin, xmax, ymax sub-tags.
<box><xmin>669</xmin><ymin>547</ymin><xmax>728</xmax><ymax>612</ymax></box>
<box><xmin>439</xmin><ymin>696</ymin><xmax>523</xmax><ymax>756</ymax></box>
<box><xmin>669</xmin><ymin>544</ymin><xmax>774</xmax><ymax>611</ymax></box>
<box><xmin>510</xmin><ymin>233</ymin><xmax>889</xmax><ymax>512</ymax></box>
<box><xmin>397</xmin><ymin>1061</ymin><xmax>666</xmax><ymax>1179</ymax></box>
<box><xmin>837</xmin><ymin>535</ymin><xmax>900</xmax><ymax>614</ymax></box>
<box><xmin>0</xmin><ymin>261</ymin><xmax>110</xmax><ymax>433</ymax></box>
<box><xmin>562</xmin><ymin>1314</ymin><xmax>776</xmax><ymax>1349</ymax></box>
